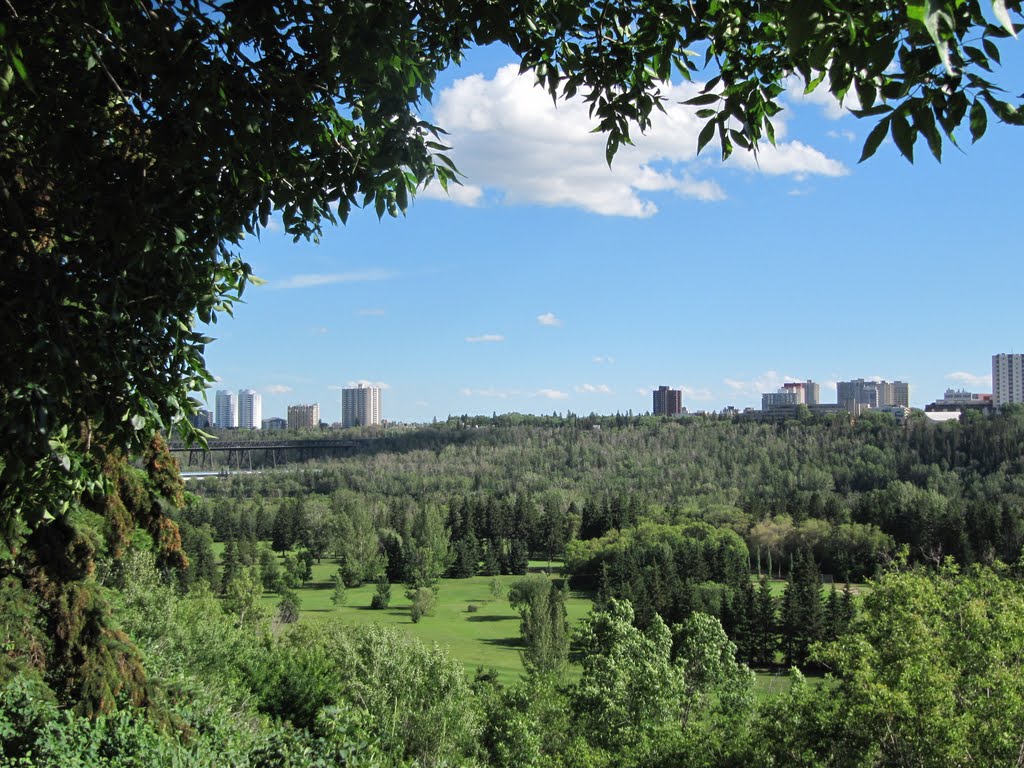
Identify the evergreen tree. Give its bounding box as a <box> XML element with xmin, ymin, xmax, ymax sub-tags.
<box><xmin>508</xmin><ymin>538</ymin><xmax>530</xmax><ymax>576</ymax></box>
<box><xmin>480</xmin><ymin>540</ymin><xmax>501</xmax><ymax>577</ymax></box>
<box><xmin>220</xmin><ymin>539</ymin><xmax>240</xmax><ymax>590</ymax></box>
<box><xmin>370</xmin><ymin>577</ymin><xmax>392</xmax><ymax>610</ymax></box>
<box><xmin>331</xmin><ymin>573</ymin><xmax>347</xmax><ymax>609</ymax></box>
<box><xmin>752</xmin><ymin>577</ymin><xmax>777</xmax><ymax>667</ymax></box>
<box><xmin>277</xmin><ymin>584</ymin><xmax>301</xmax><ymax>624</ymax></box>
<box><xmin>780</xmin><ymin>551</ymin><xmax>824</xmax><ymax>667</ymax></box>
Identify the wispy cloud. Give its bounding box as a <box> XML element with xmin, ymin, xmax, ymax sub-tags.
<box><xmin>311</xmin><ymin>326</ymin><xmax>329</xmax><ymax>335</ymax></box>
<box><xmin>460</xmin><ymin>387</ymin><xmax>520</xmax><ymax>398</ymax></box>
<box><xmin>537</xmin><ymin>312</ymin><xmax>562</xmax><ymax>327</ymax></box>
<box><xmin>466</xmin><ymin>334</ymin><xmax>505</xmax><ymax>343</ymax></box>
<box><xmin>945</xmin><ymin>371</ymin><xmax>990</xmax><ymax>388</ymax></box>
<box><xmin>358</xmin><ymin>308</ymin><xmax>386</xmax><ymax>316</ymax></box>
<box><xmin>681</xmin><ymin>385</ymin><xmax>713</xmax><ymax>401</ymax></box>
<box><xmin>827</xmin><ymin>129</ymin><xmax>857</xmax><ymax>142</ymax></box>
<box><xmin>575</xmin><ymin>383</ymin><xmax>613</xmax><ymax>394</ymax></box>
<box><xmin>535</xmin><ymin>388</ymin><xmax>570</xmax><ymax>400</ymax></box>
<box><xmin>266</xmin><ymin>384</ymin><xmax>293</xmax><ymax>395</ymax></box>
<box><xmin>724</xmin><ymin>371</ymin><xmax>803</xmax><ymax>395</ymax></box>
<box><xmin>271</xmin><ymin>270</ymin><xmax>395</xmax><ymax>290</ymax></box>
<box><xmin>592</xmin><ymin>355</ymin><xmax>616</xmax><ymax>365</ymax></box>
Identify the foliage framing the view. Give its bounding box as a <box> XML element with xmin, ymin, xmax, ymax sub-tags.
<box><xmin>2</xmin><ymin>1</ymin><xmax>1023</xmax><ymax>551</ymax></box>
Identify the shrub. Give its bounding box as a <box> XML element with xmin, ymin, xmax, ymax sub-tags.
<box><xmin>409</xmin><ymin>588</ymin><xmax>436</xmax><ymax>623</ymax></box>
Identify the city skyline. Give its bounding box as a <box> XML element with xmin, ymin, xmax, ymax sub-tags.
<box><xmin>199</xmin><ymin>45</ymin><xmax>1023</xmax><ymax>424</ymax></box>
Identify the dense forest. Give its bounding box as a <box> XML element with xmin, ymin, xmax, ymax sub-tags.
<box><xmin>4</xmin><ymin>409</ymin><xmax>1024</xmax><ymax>765</ymax></box>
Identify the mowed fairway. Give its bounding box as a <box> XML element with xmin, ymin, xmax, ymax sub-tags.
<box><xmin>261</xmin><ymin>560</ymin><xmax>593</xmax><ymax>683</ymax></box>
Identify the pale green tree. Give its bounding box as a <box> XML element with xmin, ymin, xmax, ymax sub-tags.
<box><xmin>508</xmin><ymin>575</ymin><xmax>570</xmax><ymax>677</ymax></box>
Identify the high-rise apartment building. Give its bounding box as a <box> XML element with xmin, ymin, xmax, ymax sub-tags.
<box><xmin>215</xmin><ymin>389</ymin><xmax>238</xmax><ymax>428</ymax></box>
<box><xmin>993</xmin><ymin>353</ymin><xmax>1024</xmax><ymax>407</ymax></box>
<box><xmin>237</xmin><ymin>389</ymin><xmax>262</xmax><ymax>430</ymax></box>
<box><xmin>287</xmin><ymin>403</ymin><xmax>321</xmax><ymax>430</ymax></box>
<box><xmin>837</xmin><ymin>378</ymin><xmax>910</xmax><ymax>412</ymax></box>
<box><xmin>803</xmin><ymin>380</ymin><xmax>820</xmax><ymax>405</ymax></box>
<box><xmin>763</xmin><ymin>389</ymin><xmax>801</xmax><ymax>409</ymax></box>
<box><xmin>652</xmin><ymin>386</ymin><xmax>683</xmax><ymax>416</ymax></box>
<box><xmin>341</xmin><ymin>385</ymin><xmax>381</xmax><ymax>427</ymax></box>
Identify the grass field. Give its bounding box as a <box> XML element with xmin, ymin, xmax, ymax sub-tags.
<box><xmin>262</xmin><ymin>559</ymin><xmax>592</xmax><ymax>683</ymax></box>
<box><xmin>218</xmin><ymin>546</ymin><xmax>834</xmax><ymax>690</ymax></box>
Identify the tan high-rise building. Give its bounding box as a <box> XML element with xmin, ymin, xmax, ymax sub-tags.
<box><xmin>287</xmin><ymin>403</ymin><xmax>320</xmax><ymax>430</ymax></box>
<box><xmin>341</xmin><ymin>385</ymin><xmax>380</xmax><ymax>427</ymax></box>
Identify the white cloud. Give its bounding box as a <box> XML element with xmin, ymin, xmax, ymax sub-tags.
<box><xmin>415</xmin><ymin>400</ymin><xmax>429</xmax><ymax>407</ymax></box>
<box><xmin>945</xmin><ymin>371</ymin><xmax>990</xmax><ymax>388</ymax></box>
<box><xmin>535</xmin><ymin>388</ymin><xmax>570</xmax><ymax>400</ymax></box>
<box><xmin>728</xmin><ymin>140</ymin><xmax>847</xmax><ymax>177</ymax></box>
<box><xmin>466</xmin><ymin>334</ymin><xmax>505</xmax><ymax>343</ymax></box>
<box><xmin>266</xmin><ymin>384</ymin><xmax>293</xmax><ymax>395</ymax></box>
<box><xmin>429</xmin><ymin>65</ymin><xmax>845</xmax><ymax>217</ymax></box>
<box><xmin>271</xmin><ymin>270</ymin><xmax>395</xmax><ymax>289</ymax></box>
<box><xmin>537</xmin><ymin>312</ymin><xmax>562</xmax><ymax>327</ymax></box>
<box><xmin>327</xmin><ymin>384</ymin><xmax>344</xmax><ymax>392</ymax></box>
<box><xmin>680</xmin><ymin>385</ymin><xmax>713</xmax><ymax>401</ymax></box>
<box><xmin>358</xmin><ymin>308</ymin><xmax>386</xmax><ymax>316</ymax></box>
<box><xmin>419</xmin><ymin>180</ymin><xmax>485</xmax><ymax>206</ymax></box>
<box><xmin>575</xmin><ymin>383</ymin><xmax>613</xmax><ymax>394</ymax></box>
<box><xmin>593</xmin><ymin>355</ymin><xmax>616</xmax><ymax>365</ymax></box>
<box><xmin>724</xmin><ymin>371</ymin><xmax>804</xmax><ymax>395</ymax></box>
<box><xmin>785</xmin><ymin>73</ymin><xmax>862</xmax><ymax>119</ymax></box>
<box><xmin>311</xmin><ymin>326</ymin><xmax>329</xmax><ymax>335</ymax></box>
<box><xmin>460</xmin><ymin>387</ymin><xmax>520</xmax><ymax>398</ymax></box>
<box><xmin>346</xmin><ymin>379</ymin><xmax>391</xmax><ymax>390</ymax></box>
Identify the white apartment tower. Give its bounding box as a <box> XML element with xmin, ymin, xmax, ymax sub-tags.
<box><xmin>237</xmin><ymin>389</ymin><xmax>262</xmax><ymax>430</ymax></box>
<box><xmin>341</xmin><ymin>384</ymin><xmax>381</xmax><ymax>428</ymax></box>
<box><xmin>215</xmin><ymin>389</ymin><xmax>238</xmax><ymax>428</ymax></box>
<box><xmin>993</xmin><ymin>353</ymin><xmax>1024</xmax><ymax>408</ymax></box>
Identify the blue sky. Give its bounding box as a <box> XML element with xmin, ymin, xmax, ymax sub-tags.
<box><xmin>202</xmin><ymin>44</ymin><xmax>1024</xmax><ymax>424</ymax></box>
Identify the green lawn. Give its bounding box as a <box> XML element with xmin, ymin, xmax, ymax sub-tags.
<box><xmin>262</xmin><ymin>560</ymin><xmax>593</xmax><ymax>684</ymax></box>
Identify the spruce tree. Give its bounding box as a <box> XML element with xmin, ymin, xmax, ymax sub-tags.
<box><xmin>753</xmin><ymin>577</ymin><xmax>777</xmax><ymax>667</ymax></box>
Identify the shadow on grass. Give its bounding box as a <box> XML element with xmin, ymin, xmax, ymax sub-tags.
<box><xmin>351</xmin><ymin>606</ymin><xmax>409</xmax><ymax>619</ymax></box>
<box><xmin>466</xmin><ymin>614</ymin><xmax>516</xmax><ymax>623</ymax></box>
<box><xmin>480</xmin><ymin>636</ymin><xmax>524</xmax><ymax>650</ymax></box>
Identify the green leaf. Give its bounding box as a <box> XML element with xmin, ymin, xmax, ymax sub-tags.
<box><xmin>891</xmin><ymin>112</ymin><xmax>915</xmax><ymax>162</ymax></box>
<box><xmin>970</xmin><ymin>100</ymin><xmax>988</xmax><ymax>142</ymax></box>
<box><xmin>982</xmin><ymin>37</ymin><xmax>1002</xmax><ymax>64</ymax></box>
<box><xmin>907</xmin><ymin>0</ymin><xmax>955</xmax><ymax>74</ymax></box>
<box><xmin>992</xmin><ymin>0</ymin><xmax>1017</xmax><ymax>37</ymax></box>
<box><xmin>696</xmin><ymin>119</ymin><xmax>716</xmax><ymax>155</ymax></box>
<box><xmin>859</xmin><ymin>116</ymin><xmax>891</xmax><ymax>162</ymax></box>
<box><xmin>684</xmin><ymin>93</ymin><xmax>721</xmax><ymax>106</ymax></box>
